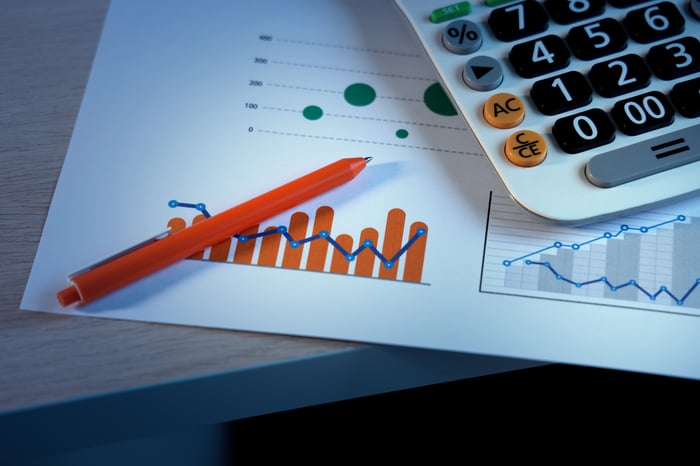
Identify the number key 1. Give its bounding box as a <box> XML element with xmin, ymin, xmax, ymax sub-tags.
<box><xmin>530</xmin><ymin>71</ymin><xmax>592</xmax><ymax>115</ymax></box>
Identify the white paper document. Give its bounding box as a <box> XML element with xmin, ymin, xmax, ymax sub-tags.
<box><xmin>22</xmin><ymin>0</ymin><xmax>700</xmax><ymax>379</ymax></box>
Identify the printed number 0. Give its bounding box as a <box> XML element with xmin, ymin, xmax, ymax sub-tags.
<box><xmin>573</xmin><ymin>115</ymin><xmax>598</xmax><ymax>140</ymax></box>
<box><xmin>623</xmin><ymin>95</ymin><xmax>666</xmax><ymax>125</ymax></box>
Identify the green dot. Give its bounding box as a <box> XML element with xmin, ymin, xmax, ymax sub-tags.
<box><xmin>303</xmin><ymin>105</ymin><xmax>323</xmax><ymax>120</ymax></box>
<box><xmin>344</xmin><ymin>83</ymin><xmax>376</xmax><ymax>107</ymax></box>
<box><xmin>396</xmin><ymin>129</ymin><xmax>409</xmax><ymax>139</ymax></box>
<box><xmin>423</xmin><ymin>82</ymin><xmax>457</xmax><ymax>116</ymax></box>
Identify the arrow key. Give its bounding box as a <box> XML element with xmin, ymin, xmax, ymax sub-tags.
<box><xmin>462</xmin><ymin>56</ymin><xmax>503</xmax><ymax>91</ymax></box>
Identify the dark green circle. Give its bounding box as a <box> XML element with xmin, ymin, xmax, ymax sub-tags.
<box><xmin>344</xmin><ymin>83</ymin><xmax>376</xmax><ymax>107</ymax></box>
<box><xmin>423</xmin><ymin>82</ymin><xmax>457</xmax><ymax>116</ymax></box>
<box><xmin>395</xmin><ymin>129</ymin><xmax>409</xmax><ymax>139</ymax></box>
<box><xmin>303</xmin><ymin>105</ymin><xmax>323</xmax><ymax>120</ymax></box>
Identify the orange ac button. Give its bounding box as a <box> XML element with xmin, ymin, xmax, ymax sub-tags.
<box><xmin>483</xmin><ymin>93</ymin><xmax>525</xmax><ymax>129</ymax></box>
<box><xmin>505</xmin><ymin>130</ymin><xmax>547</xmax><ymax>167</ymax></box>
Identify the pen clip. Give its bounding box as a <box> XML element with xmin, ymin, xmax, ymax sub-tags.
<box><xmin>68</xmin><ymin>229</ymin><xmax>173</xmax><ymax>279</ymax></box>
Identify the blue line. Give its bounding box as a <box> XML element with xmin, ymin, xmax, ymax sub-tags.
<box><xmin>168</xmin><ymin>200</ymin><xmax>211</xmax><ymax>218</ymax></box>
<box><xmin>503</xmin><ymin>215</ymin><xmax>687</xmax><ymax>266</ymax></box>
<box><xmin>527</xmin><ymin>260</ymin><xmax>698</xmax><ymax>306</ymax></box>
<box><xmin>169</xmin><ymin>201</ymin><xmax>425</xmax><ymax>267</ymax></box>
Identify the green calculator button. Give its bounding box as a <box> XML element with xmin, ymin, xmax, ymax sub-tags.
<box><xmin>430</xmin><ymin>2</ymin><xmax>471</xmax><ymax>23</ymax></box>
<box><xmin>485</xmin><ymin>0</ymin><xmax>518</xmax><ymax>6</ymax></box>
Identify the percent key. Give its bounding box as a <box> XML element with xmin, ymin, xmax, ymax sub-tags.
<box><xmin>441</xmin><ymin>19</ymin><xmax>483</xmax><ymax>55</ymax></box>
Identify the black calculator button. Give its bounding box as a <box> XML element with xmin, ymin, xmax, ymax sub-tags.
<box><xmin>586</xmin><ymin>127</ymin><xmax>700</xmax><ymax>188</ymax></box>
<box><xmin>623</xmin><ymin>2</ymin><xmax>685</xmax><ymax>44</ymax></box>
<box><xmin>669</xmin><ymin>77</ymin><xmax>700</xmax><ymax>118</ymax></box>
<box><xmin>566</xmin><ymin>18</ymin><xmax>628</xmax><ymax>61</ymax></box>
<box><xmin>487</xmin><ymin>0</ymin><xmax>548</xmax><ymax>42</ymax></box>
<box><xmin>544</xmin><ymin>0</ymin><xmax>605</xmax><ymax>25</ymax></box>
<box><xmin>588</xmin><ymin>53</ymin><xmax>652</xmax><ymax>98</ymax></box>
<box><xmin>530</xmin><ymin>71</ymin><xmax>593</xmax><ymax>115</ymax></box>
<box><xmin>552</xmin><ymin>108</ymin><xmax>616</xmax><ymax>154</ymax></box>
<box><xmin>610</xmin><ymin>90</ymin><xmax>675</xmax><ymax>136</ymax></box>
<box><xmin>607</xmin><ymin>0</ymin><xmax>650</xmax><ymax>8</ymax></box>
<box><xmin>509</xmin><ymin>34</ymin><xmax>571</xmax><ymax>78</ymax></box>
<box><xmin>645</xmin><ymin>36</ymin><xmax>700</xmax><ymax>80</ymax></box>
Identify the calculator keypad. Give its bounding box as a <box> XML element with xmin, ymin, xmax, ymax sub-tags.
<box><xmin>394</xmin><ymin>0</ymin><xmax>700</xmax><ymax>222</ymax></box>
<box><xmin>483</xmin><ymin>1</ymin><xmax>700</xmax><ymax>176</ymax></box>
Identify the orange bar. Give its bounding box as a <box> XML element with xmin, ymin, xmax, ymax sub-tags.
<box><xmin>232</xmin><ymin>225</ymin><xmax>259</xmax><ymax>265</ymax></box>
<box><xmin>208</xmin><ymin>238</ymin><xmax>231</xmax><ymax>262</ymax></box>
<box><xmin>306</xmin><ymin>206</ymin><xmax>334</xmax><ymax>271</ymax></box>
<box><xmin>378</xmin><ymin>208</ymin><xmax>406</xmax><ymax>280</ymax></box>
<box><xmin>330</xmin><ymin>234</ymin><xmax>353</xmax><ymax>274</ymax></box>
<box><xmin>258</xmin><ymin>226</ymin><xmax>282</xmax><ymax>267</ymax></box>
<box><xmin>57</xmin><ymin>157</ymin><xmax>370</xmax><ymax>307</ymax></box>
<box><xmin>354</xmin><ymin>227</ymin><xmax>378</xmax><ymax>277</ymax></box>
<box><xmin>189</xmin><ymin>214</ymin><xmax>207</xmax><ymax>260</ymax></box>
<box><xmin>282</xmin><ymin>212</ymin><xmax>309</xmax><ymax>269</ymax></box>
<box><xmin>167</xmin><ymin>218</ymin><xmax>187</xmax><ymax>233</ymax></box>
<box><xmin>403</xmin><ymin>222</ymin><xmax>428</xmax><ymax>283</ymax></box>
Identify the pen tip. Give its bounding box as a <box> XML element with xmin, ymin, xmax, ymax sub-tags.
<box><xmin>364</xmin><ymin>156</ymin><xmax>373</xmax><ymax>163</ymax></box>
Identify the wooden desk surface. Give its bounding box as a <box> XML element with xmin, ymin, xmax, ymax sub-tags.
<box><xmin>0</xmin><ymin>0</ymin><xmax>359</xmax><ymax>414</ymax></box>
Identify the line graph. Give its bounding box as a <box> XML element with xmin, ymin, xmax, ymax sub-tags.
<box><xmin>167</xmin><ymin>202</ymin><xmax>429</xmax><ymax>283</ymax></box>
<box><xmin>481</xmin><ymin>193</ymin><xmax>700</xmax><ymax>314</ymax></box>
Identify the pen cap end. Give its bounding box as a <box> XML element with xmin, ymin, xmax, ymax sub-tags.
<box><xmin>57</xmin><ymin>286</ymin><xmax>81</xmax><ymax>307</ymax></box>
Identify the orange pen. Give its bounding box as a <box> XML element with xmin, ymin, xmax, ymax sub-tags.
<box><xmin>57</xmin><ymin>156</ymin><xmax>372</xmax><ymax>307</ymax></box>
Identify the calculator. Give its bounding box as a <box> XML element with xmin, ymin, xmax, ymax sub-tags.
<box><xmin>393</xmin><ymin>0</ymin><xmax>700</xmax><ymax>224</ymax></box>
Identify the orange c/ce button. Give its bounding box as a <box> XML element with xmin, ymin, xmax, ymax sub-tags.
<box><xmin>505</xmin><ymin>130</ymin><xmax>547</xmax><ymax>167</ymax></box>
<box><xmin>483</xmin><ymin>93</ymin><xmax>525</xmax><ymax>129</ymax></box>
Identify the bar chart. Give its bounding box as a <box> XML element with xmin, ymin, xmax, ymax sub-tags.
<box><xmin>167</xmin><ymin>205</ymin><xmax>429</xmax><ymax>283</ymax></box>
<box><xmin>481</xmin><ymin>193</ymin><xmax>700</xmax><ymax>315</ymax></box>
